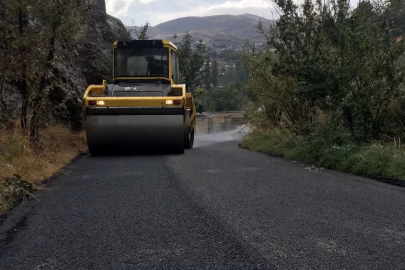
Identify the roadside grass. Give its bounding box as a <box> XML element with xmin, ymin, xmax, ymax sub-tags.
<box><xmin>242</xmin><ymin>129</ymin><xmax>405</xmax><ymax>181</ymax></box>
<box><xmin>0</xmin><ymin>122</ymin><xmax>87</xmax><ymax>212</ymax></box>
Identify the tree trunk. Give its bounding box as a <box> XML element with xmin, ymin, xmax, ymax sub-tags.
<box><xmin>20</xmin><ymin>73</ymin><xmax>28</xmax><ymax>131</ymax></box>
<box><xmin>0</xmin><ymin>67</ymin><xmax>8</xmax><ymax>111</ymax></box>
<box><xmin>18</xmin><ymin>8</ymin><xmax>29</xmax><ymax>131</ymax></box>
<box><xmin>29</xmin><ymin>35</ymin><xmax>56</xmax><ymax>142</ymax></box>
<box><xmin>343</xmin><ymin>106</ymin><xmax>354</xmax><ymax>136</ymax></box>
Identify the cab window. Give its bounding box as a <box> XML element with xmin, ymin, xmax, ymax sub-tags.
<box><xmin>171</xmin><ymin>50</ymin><xmax>178</xmax><ymax>83</ymax></box>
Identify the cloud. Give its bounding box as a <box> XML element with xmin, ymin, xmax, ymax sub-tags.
<box><xmin>201</xmin><ymin>0</ymin><xmax>275</xmax><ymax>20</ymax></box>
<box><xmin>106</xmin><ymin>0</ymin><xmax>156</xmax><ymax>17</ymax></box>
<box><xmin>205</xmin><ymin>0</ymin><xmax>269</xmax><ymax>11</ymax></box>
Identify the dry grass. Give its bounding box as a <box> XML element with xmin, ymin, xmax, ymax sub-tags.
<box><xmin>0</xmin><ymin>121</ymin><xmax>87</xmax><ymax>212</ymax></box>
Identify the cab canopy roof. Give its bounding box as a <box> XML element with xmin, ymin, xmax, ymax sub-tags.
<box><xmin>114</xmin><ymin>40</ymin><xmax>177</xmax><ymax>50</ymax></box>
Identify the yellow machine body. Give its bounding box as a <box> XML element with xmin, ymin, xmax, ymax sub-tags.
<box><xmin>83</xmin><ymin>40</ymin><xmax>196</xmax><ymax>154</ymax></box>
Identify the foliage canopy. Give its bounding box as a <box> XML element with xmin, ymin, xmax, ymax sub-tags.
<box><xmin>243</xmin><ymin>0</ymin><xmax>405</xmax><ymax>142</ymax></box>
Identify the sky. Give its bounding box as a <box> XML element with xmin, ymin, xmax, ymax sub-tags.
<box><xmin>106</xmin><ymin>0</ymin><xmax>280</xmax><ymax>26</ymax></box>
<box><xmin>106</xmin><ymin>0</ymin><xmax>360</xmax><ymax>27</ymax></box>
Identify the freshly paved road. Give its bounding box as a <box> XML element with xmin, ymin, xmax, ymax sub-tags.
<box><xmin>1</xmin><ymin>130</ymin><xmax>405</xmax><ymax>269</ymax></box>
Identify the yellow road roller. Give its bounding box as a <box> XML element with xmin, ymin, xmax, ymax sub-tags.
<box><xmin>83</xmin><ymin>40</ymin><xmax>196</xmax><ymax>154</ymax></box>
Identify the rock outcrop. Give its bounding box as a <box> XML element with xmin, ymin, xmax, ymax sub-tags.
<box><xmin>0</xmin><ymin>0</ymin><xmax>130</xmax><ymax>130</ymax></box>
<box><xmin>90</xmin><ymin>0</ymin><xmax>107</xmax><ymax>14</ymax></box>
<box><xmin>54</xmin><ymin>1</ymin><xmax>130</xmax><ymax>130</ymax></box>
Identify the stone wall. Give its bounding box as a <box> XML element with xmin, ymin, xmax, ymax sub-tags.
<box><xmin>208</xmin><ymin>113</ymin><xmax>244</xmax><ymax>133</ymax></box>
<box><xmin>195</xmin><ymin>112</ymin><xmax>244</xmax><ymax>135</ymax></box>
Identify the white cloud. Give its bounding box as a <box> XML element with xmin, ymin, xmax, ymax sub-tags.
<box><xmin>106</xmin><ymin>0</ymin><xmax>156</xmax><ymax>17</ymax></box>
<box><xmin>205</xmin><ymin>0</ymin><xmax>269</xmax><ymax>11</ymax></box>
<box><xmin>200</xmin><ymin>0</ymin><xmax>275</xmax><ymax>20</ymax></box>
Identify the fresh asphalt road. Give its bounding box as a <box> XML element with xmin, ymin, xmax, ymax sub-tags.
<box><xmin>1</xmin><ymin>130</ymin><xmax>405</xmax><ymax>269</ymax></box>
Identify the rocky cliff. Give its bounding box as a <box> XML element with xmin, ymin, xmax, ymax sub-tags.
<box><xmin>0</xmin><ymin>0</ymin><xmax>130</xmax><ymax>130</ymax></box>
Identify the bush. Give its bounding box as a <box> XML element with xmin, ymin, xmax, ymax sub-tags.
<box><xmin>0</xmin><ymin>175</ymin><xmax>35</xmax><ymax>211</ymax></box>
<box><xmin>242</xmin><ymin>129</ymin><xmax>405</xmax><ymax>181</ymax></box>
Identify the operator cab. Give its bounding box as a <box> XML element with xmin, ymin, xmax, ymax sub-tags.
<box><xmin>113</xmin><ymin>40</ymin><xmax>179</xmax><ymax>82</ymax></box>
<box><xmin>109</xmin><ymin>40</ymin><xmax>181</xmax><ymax>97</ymax></box>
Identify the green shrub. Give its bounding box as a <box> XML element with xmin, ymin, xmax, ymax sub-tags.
<box><xmin>0</xmin><ymin>175</ymin><xmax>35</xmax><ymax>211</ymax></box>
<box><xmin>242</xmin><ymin>129</ymin><xmax>405</xmax><ymax>181</ymax></box>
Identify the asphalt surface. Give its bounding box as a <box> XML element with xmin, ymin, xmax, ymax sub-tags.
<box><xmin>1</xmin><ymin>130</ymin><xmax>405</xmax><ymax>269</ymax></box>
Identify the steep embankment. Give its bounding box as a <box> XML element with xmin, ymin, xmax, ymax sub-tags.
<box><xmin>0</xmin><ymin>0</ymin><xmax>130</xmax><ymax>130</ymax></box>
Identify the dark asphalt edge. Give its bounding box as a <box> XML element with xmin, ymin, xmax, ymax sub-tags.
<box><xmin>0</xmin><ymin>153</ymin><xmax>88</xmax><ymax>253</ymax></box>
<box><xmin>238</xmin><ymin>143</ymin><xmax>405</xmax><ymax>188</ymax></box>
<box><xmin>0</xmin><ymin>153</ymin><xmax>87</xmax><ymax>226</ymax></box>
<box><xmin>0</xmin><ymin>214</ymin><xmax>28</xmax><ymax>253</ymax></box>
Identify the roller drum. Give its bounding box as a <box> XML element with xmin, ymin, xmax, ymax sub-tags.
<box><xmin>86</xmin><ymin>114</ymin><xmax>184</xmax><ymax>154</ymax></box>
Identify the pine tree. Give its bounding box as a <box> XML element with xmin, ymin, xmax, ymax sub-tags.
<box><xmin>178</xmin><ymin>33</ymin><xmax>206</xmax><ymax>92</ymax></box>
<box><xmin>177</xmin><ymin>33</ymin><xmax>207</xmax><ymax>112</ymax></box>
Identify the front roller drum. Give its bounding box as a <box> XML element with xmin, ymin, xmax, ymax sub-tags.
<box><xmin>86</xmin><ymin>114</ymin><xmax>184</xmax><ymax>154</ymax></box>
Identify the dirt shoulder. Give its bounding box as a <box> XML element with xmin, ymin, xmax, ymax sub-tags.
<box><xmin>0</xmin><ymin>123</ymin><xmax>87</xmax><ymax>212</ymax></box>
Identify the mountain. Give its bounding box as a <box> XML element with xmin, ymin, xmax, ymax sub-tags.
<box><xmin>129</xmin><ymin>14</ymin><xmax>273</xmax><ymax>47</ymax></box>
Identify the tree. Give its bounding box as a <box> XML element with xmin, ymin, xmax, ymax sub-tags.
<box><xmin>178</xmin><ymin>33</ymin><xmax>206</xmax><ymax>92</ymax></box>
<box><xmin>243</xmin><ymin>0</ymin><xmax>405</xmax><ymax>140</ymax></box>
<box><xmin>177</xmin><ymin>33</ymin><xmax>207</xmax><ymax>112</ymax></box>
<box><xmin>235</xmin><ymin>60</ymin><xmax>248</xmax><ymax>84</ymax></box>
<box><xmin>30</xmin><ymin>0</ymin><xmax>83</xmax><ymax>141</ymax></box>
<box><xmin>205</xmin><ymin>84</ymin><xmax>244</xmax><ymax>112</ymax></box>
<box><xmin>0</xmin><ymin>2</ymin><xmax>12</xmax><ymax>117</ymax></box>
<box><xmin>129</xmin><ymin>21</ymin><xmax>150</xmax><ymax>40</ymax></box>
<box><xmin>2</xmin><ymin>0</ymin><xmax>84</xmax><ymax>140</ymax></box>
<box><xmin>193</xmin><ymin>88</ymin><xmax>207</xmax><ymax>114</ymax></box>
<box><xmin>1</xmin><ymin>1</ymin><xmax>31</xmax><ymax>130</ymax></box>
<box><xmin>211</xmin><ymin>59</ymin><xmax>218</xmax><ymax>87</ymax></box>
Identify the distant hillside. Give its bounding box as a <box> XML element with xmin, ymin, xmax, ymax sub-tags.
<box><xmin>128</xmin><ymin>14</ymin><xmax>273</xmax><ymax>46</ymax></box>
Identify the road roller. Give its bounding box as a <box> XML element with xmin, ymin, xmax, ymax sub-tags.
<box><xmin>83</xmin><ymin>40</ymin><xmax>196</xmax><ymax>154</ymax></box>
